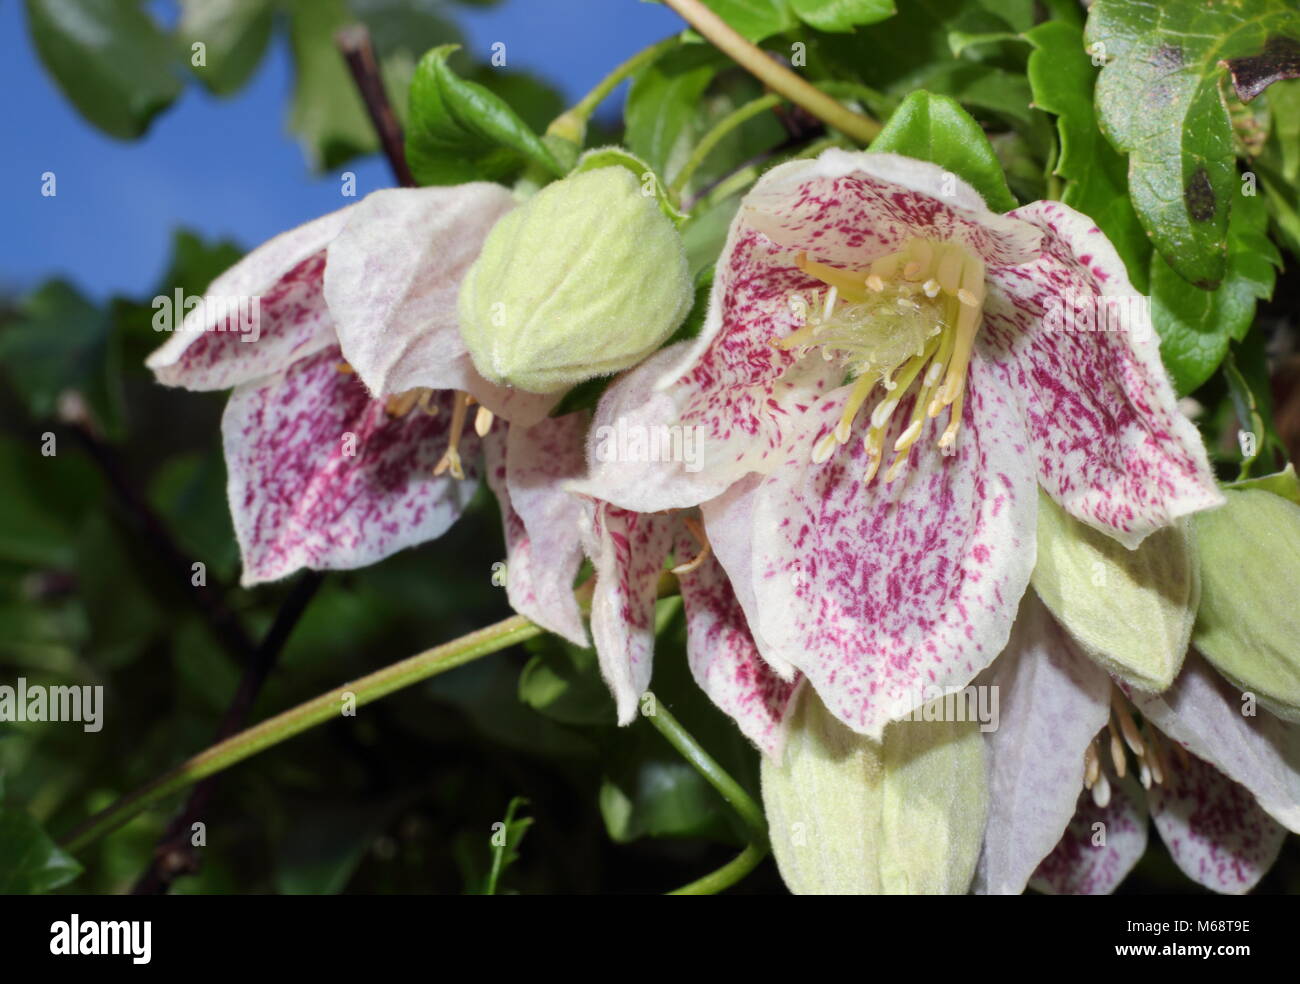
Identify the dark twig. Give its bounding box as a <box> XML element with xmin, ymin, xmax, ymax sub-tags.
<box><xmin>336</xmin><ymin>24</ymin><xmax>417</xmax><ymax>188</ymax></box>
<box><xmin>132</xmin><ymin>571</ymin><xmax>325</xmax><ymax>894</ymax></box>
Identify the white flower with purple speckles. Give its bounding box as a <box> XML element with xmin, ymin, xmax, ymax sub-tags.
<box><xmin>980</xmin><ymin>593</ymin><xmax>1299</xmax><ymax>896</ymax></box>
<box><xmin>147</xmin><ymin>183</ymin><xmax>587</xmax><ymax>647</ymax></box>
<box><xmin>575</xmin><ymin>148</ymin><xmax>1224</xmax><ymax>743</ymax></box>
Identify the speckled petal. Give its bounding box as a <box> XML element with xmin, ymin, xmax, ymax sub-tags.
<box><xmin>1129</xmin><ymin>651</ymin><xmax>1300</xmax><ymax>832</ymax></box>
<box><xmin>975</xmin><ymin>592</ymin><xmax>1113</xmax><ymax>895</ymax></box>
<box><xmin>674</xmin><ymin>524</ymin><xmax>801</xmax><ymax>758</ymax></box>
<box><xmin>147</xmin><ymin>207</ymin><xmax>352</xmax><ymax>390</ymax></box>
<box><xmin>483</xmin><ymin>414</ymin><xmax>589</xmax><ymax>647</ymax></box>
<box><xmin>323</xmin><ymin>184</ymin><xmax>555</xmax><ymax>426</ymax></box>
<box><xmin>981</xmin><ymin>200</ymin><xmax>1222</xmax><ymax>548</ymax></box>
<box><xmin>1148</xmin><ymin>751</ymin><xmax>1286</xmax><ymax>894</ymax></box>
<box><xmin>1030</xmin><ymin>773</ymin><xmax>1148</xmax><ymax>895</ymax></box>
<box><xmin>705</xmin><ymin>353</ymin><xmax>1038</xmax><ymax>739</ymax></box>
<box><xmin>223</xmin><ymin>346</ymin><xmax>478</xmax><ymax>585</ymax></box>
<box><xmin>579</xmin><ymin>501</ymin><xmax>675</xmax><ymax>725</ymax></box>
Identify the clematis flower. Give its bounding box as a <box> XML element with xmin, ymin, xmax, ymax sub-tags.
<box><xmin>980</xmin><ymin>592</ymin><xmax>1300</xmax><ymax>895</ymax></box>
<box><xmin>574</xmin><ymin>148</ymin><xmax>1222</xmax><ymax>741</ymax></box>
<box><xmin>146</xmin><ymin>183</ymin><xmax>587</xmax><ymax>646</ymax></box>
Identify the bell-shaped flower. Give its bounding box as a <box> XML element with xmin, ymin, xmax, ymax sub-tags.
<box><xmin>574</xmin><ymin>149</ymin><xmax>1223</xmax><ymax>740</ymax></box>
<box><xmin>146</xmin><ymin>184</ymin><xmax>587</xmax><ymax>646</ymax></box>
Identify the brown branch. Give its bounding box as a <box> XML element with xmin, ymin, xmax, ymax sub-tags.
<box><xmin>132</xmin><ymin>571</ymin><xmax>324</xmax><ymax>894</ymax></box>
<box><xmin>336</xmin><ymin>24</ymin><xmax>417</xmax><ymax>188</ymax></box>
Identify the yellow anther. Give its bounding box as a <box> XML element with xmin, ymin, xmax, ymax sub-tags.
<box><xmin>474</xmin><ymin>405</ymin><xmax>495</xmax><ymax>437</ymax></box>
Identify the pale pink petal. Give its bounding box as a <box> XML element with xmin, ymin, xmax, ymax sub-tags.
<box><xmin>223</xmin><ymin>346</ymin><xmax>478</xmax><ymax>585</ymax></box>
<box><xmin>981</xmin><ymin>200</ymin><xmax>1222</xmax><ymax>547</ymax></box>
<box><xmin>1129</xmin><ymin>651</ymin><xmax>1300</xmax><ymax>832</ymax></box>
<box><xmin>705</xmin><ymin>353</ymin><xmax>1038</xmax><ymax>739</ymax></box>
<box><xmin>1029</xmin><ymin>774</ymin><xmax>1148</xmax><ymax>895</ymax></box>
<box><xmin>975</xmin><ymin>592</ymin><xmax>1113</xmax><ymax>895</ymax></box>
<box><xmin>323</xmin><ymin>184</ymin><xmax>555</xmax><ymax>426</ymax></box>
<box><xmin>579</xmin><ymin>501</ymin><xmax>675</xmax><ymax>725</ymax></box>
<box><xmin>483</xmin><ymin>415</ymin><xmax>589</xmax><ymax>647</ymax></box>
<box><xmin>673</xmin><ymin>524</ymin><xmax>801</xmax><ymax>758</ymax></box>
<box><xmin>1147</xmin><ymin>752</ymin><xmax>1285</xmax><ymax>894</ymax></box>
<box><xmin>147</xmin><ymin>207</ymin><xmax>352</xmax><ymax>390</ymax></box>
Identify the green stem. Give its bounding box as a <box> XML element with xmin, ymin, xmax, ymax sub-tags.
<box><xmin>547</xmin><ymin>35</ymin><xmax>681</xmax><ymax>143</ymax></box>
<box><xmin>642</xmin><ymin>692</ymin><xmax>769</xmax><ymax>894</ymax></box>
<box><xmin>662</xmin><ymin>0</ymin><xmax>880</xmax><ymax>144</ymax></box>
<box><xmin>62</xmin><ymin>614</ymin><xmax>542</xmax><ymax>854</ymax></box>
<box><xmin>669</xmin><ymin>842</ymin><xmax>768</xmax><ymax>896</ymax></box>
<box><xmin>692</xmin><ymin>133</ymin><xmax>851</xmax><ymax>213</ymax></box>
<box><xmin>669</xmin><ymin>92</ymin><xmax>782</xmax><ymax>198</ymax></box>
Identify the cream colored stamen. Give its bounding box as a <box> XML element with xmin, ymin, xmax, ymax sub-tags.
<box><xmin>434</xmin><ymin>391</ymin><xmax>473</xmax><ymax>480</ymax></box>
<box><xmin>474</xmin><ymin>405</ymin><xmax>495</xmax><ymax>437</ymax></box>
<box><xmin>670</xmin><ymin>516</ymin><xmax>712</xmax><ymax>575</ymax></box>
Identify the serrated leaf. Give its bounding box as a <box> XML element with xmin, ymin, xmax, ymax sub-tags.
<box><xmin>868</xmin><ymin>90</ymin><xmax>1018</xmax><ymax>212</ymax></box>
<box><xmin>405</xmin><ymin>44</ymin><xmax>561</xmax><ymax>185</ymax></box>
<box><xmin>178</xmin><ymin>0</ymin><xmax>273</xmax><ymax>96</ymax></box>
<box><xmin>1026</xmin><ymin>20</ymin><xmax>1150</xmax><ymax>290</ymax></box>
<box><xmin>24</xmin><ymin>0</ymin><xmax>182</xmax><ymax>139</ymax></box>
<box><xmin>0</xmin><ymin>808</ymin><xmax>82</xmax><ymax>894</ymax></box>
<box><xmin>1151</xmin><ymin>191</ymin><xmax>1280</xmax><ymax>395</ymax></box>
<box><xmin>1086</xmin><ymin>0</ymin><xmax>1300</xmax><ymax>287</ymax></box>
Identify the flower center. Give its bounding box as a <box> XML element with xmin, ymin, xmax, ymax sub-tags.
<box><xmin>774</xmin><ymin>237</ymin><xmax>986</xmax><ymax>484</ymax></box>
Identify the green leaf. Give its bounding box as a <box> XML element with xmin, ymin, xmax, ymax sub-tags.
<box><xmin>0</xmin><ymin>807</ymin><xmax>82</xmax><ymax>893</ymax></box>
<box><xmin>1150</xmin><ymin>192</ymin><xmax>1280</xmax><ymax>395</ymax></box>
<box><xmin>483</xmin><ymin>796</ymin><xmax>532</xmax><ymax>895</ymax></box>
<box><xmin>692</xmin><ymin>0</ymin><xmax>798</xmax><ymax>42</ymax></box>
<box><xmin>0</xmin><ymin>280</ymin><xmax>124</xmax><ymax>437</ymax></box>
<box><xmin>1227</xmin><ymin>464</ymin><xmax>1300</xmax><ymax>505</ymax></box>
<box><xmin>1267</xmin><ymin>79</ymin><xmax>1300</xmax><ymax>181</ymax></box>
<box><xmin>406</xmin><ymin>44</ymin><xmax>562</xmax><ymax>186</ymax></box>
<box><xmin>286</xmin><ymin>0</ymin><xmax>377</xmax><ymax>171</ymax></box>
<box><xmin>1026</xmin><ymin>20</ymin><xmax>1150</xmax><ymax>290</ymax></box>
<box><xmin>789</xmin><ymin>0</ymin><xmax>895</xmax><ymax>33</ymax></box>
<box><xmin>24</xmin><ymin>0</ymin><xmax>182</xmax><ymax>139</ymax></box>
<box><xmin>178</xmin><ymin>0</ymin><xmax>273</xmax><ymax>96</ymax></box>
<box><xmin>868</xmin><ymin>91</ymin><xmax>1018</xmax><ymax>212</ymax></box>
<box><xmin>1086</xmin><ymin>0</ymin><xmax>1300</xmax><ymax>287</ymax></box>
<box><xmin>625</xmin><ymin>45</ymin><xmax>722</xmax><ymax>181</ymax></box>
<box><xmin>518</xmin><ymin>639</ymin><xmax>616</xmax><ymax>727</ymax></box>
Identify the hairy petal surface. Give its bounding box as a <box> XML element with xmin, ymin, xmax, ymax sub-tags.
<box><xmin>1030</xmin><ymin>774</ymin><xmax>1148</xmax><ymax>895</ymax></box>
<box><xmin>147</xmin><ymin>207</ymin><xmax>352</xmax><ymax>390</ymax></box>
<box><xmin>323</xmin><ymin>184</ymin><xmax>554</xmax><ymax>426</ymax></box>
<box><xmin>674</xmin><ymin>525</ymin><xmax>800</xmax><ymax>757</ymax></box>
<box><xmin>1129</xmin><ymin>651</ymin><xmax>1300</xmax><ymax>832</ymax></box>
<box><xmin>1148</xmin><ymin>752</ymin><xmax>1286</xmax><ymax>894</ymax></box>
<box><xmin>484</xmin><ymin>414</ymin><xmax>589</xmax><ymax>646</ymax></box>
<box><xmin>579</xmin><ymin>502</ymin><xmax>674</xmax><ymax>725</ymax></box>
<box><xmin>707</xmin><ymin>355</ymin><xmax>1038</xmax><ymax>739</ymax></box>
<box><xmin>223</xmin><ymin>346</ymin><xmax>477</xmax><ymax>585</ymax></box>
<box><xmin>981</xmin><ymin>200</ymin><xmax>1222</xmax><ymax>547</ymax></box>
<box><xmin>975</xmin><ymin>592</ymin><xmax>1112</xmax><ymax>895</ymax></box>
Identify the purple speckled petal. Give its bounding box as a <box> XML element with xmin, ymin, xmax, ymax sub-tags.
<box><xmin>982</xmin><ymin>200</ymin><xmax>1222</xmax><ymax>547</ymax></box>
<box><xmin>1129</xmin><ymin>651</ymin><xmax>1300</xmax><ymax>832</ymax></box>
<box><xmin>1030</xmin><ymin>773</ymin><xmax>1148</xmax><ymax>895</ymax></box>
<box><xmin>580</xmin><ymin>501</ymin><xmax>675</xmax><ymax>725</ymax></box>
<box><xmin>147</xmin><ymin>207</ymin><xmax>352</xmax><ymax>390</ymax></box>
<box><xmin>223</xmin><ymin>346</ymin><xmax>478</xmax><ymax>585</ymax></box>
<box><xmin>674</xmin><ymin>524</ymin><xmax>801</xmax><ymax>758</ymax></box>
<box><xmin>323</xmin><ymin>184</ymin><xmax>555</xmax><ymax>426</ymax></box>
<box><xmin>1148</xmin><ymin>751</ymin><xmax>1285</xmax><ymax>894</ymax></box>
<box><xmin>975</xmin><ymin>592</ymin><xmax>1112</xmax><ymax>895</ymax></box>
<box><xmin>483</xmin><ymin>414</ymin><xmax>589</xmax><ymax>647</ymax></box>
<box><xmin>705</xmin><ymin>353</ymin><xmax>1038</xmax><ymax>739</ymax></box>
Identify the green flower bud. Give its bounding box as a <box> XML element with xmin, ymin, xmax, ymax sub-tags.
<box><xmin>761</xmin><ymin>688</ymin><xmax>987</xmax><ymax>895</ymax></box>
<box><xmin>1194</xmin><ymin>488</ymin><xmax>1300</xmax><ymax>721</ymax></box>
<box><xmin>1031</xmin><ymin>491</ymin><xmax>1197</xmax><ymax>692</ymax></box>
<box><xmin>457</xmin><ymin>165</ymin><xmax>692</xmax><ymax>394</ymax></box>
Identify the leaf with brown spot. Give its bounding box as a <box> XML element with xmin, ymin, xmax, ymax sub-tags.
<box><xmin>1224</xmin><ymin>36</ymin><xmax>1300</xmax><ymax>102</ymax></box>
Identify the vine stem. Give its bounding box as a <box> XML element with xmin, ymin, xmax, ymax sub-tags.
<box><xmin>61</xmin><ymin>614</ymin><xmax>543</xmax><ymax>854</ymax></box>
<box><xmin>661</xmin><ymin>0</ymin><xmax>880</xmax><ymax>144</ymax></box>
<box><xmin>642</xmin><ymin>694</ymin><xmax>770</xmax><ymax>894</ymax></box>
<box><xmin>547</xmin><ymin>35</ymin><xmax>681</xmax><ymax>143</ymax></box>
<box><xmin>669</xmin><ymin>92</ymin><xmax>782</xmax><ymax>198</ymax></box>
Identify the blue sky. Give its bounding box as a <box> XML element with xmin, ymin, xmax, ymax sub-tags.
<box><xmin>1</xmin><ymin>0</ymin><xmax>680</xmax><ymax>301</ymax></box>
